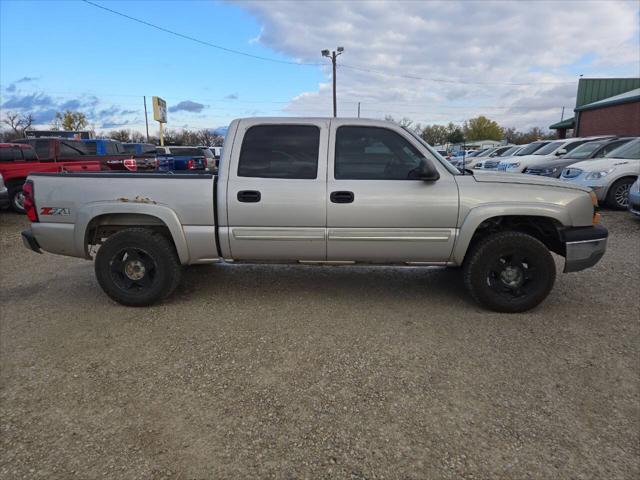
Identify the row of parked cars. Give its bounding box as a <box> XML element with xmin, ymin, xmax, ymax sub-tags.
<box><xmin>448</xmin><ymin>137</ymin><xmax>640</xmax><ymax>211</ymax></box>
<box><xmin>0</xmin><ymin>137</ymin><xmax>222</xmax><ymax>213</ymax></box>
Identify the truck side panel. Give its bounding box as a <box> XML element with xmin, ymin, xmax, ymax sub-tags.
<box><xmin>28</xmin><ymin>173</ymin><xmax>217</xmax><ymax>264</ymax></box>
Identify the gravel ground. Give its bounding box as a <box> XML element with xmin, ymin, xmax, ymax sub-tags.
<box><xmin>1</xmin><ymin>210</ymin><xmax>639</xmax><ymax>479</ymax></box>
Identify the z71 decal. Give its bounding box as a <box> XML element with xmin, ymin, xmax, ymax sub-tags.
<box><xmin>40</xmin><ymin>207</ymin><xmax>71</xmax><ymax>216</ymax></box>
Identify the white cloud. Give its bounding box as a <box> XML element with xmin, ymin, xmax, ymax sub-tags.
<box><xmin>236</xmin><ymin>0</ymin><xmax>639</xmax><ymax>130</ymax></box>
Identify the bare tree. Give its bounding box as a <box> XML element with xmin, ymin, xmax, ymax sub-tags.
<box><xmin>130</xmin><ymin>131</ymin><xmax>146</xmax><ymax>143</ymax></box>
<box><xmin>109</xmin><ymin>129</ymin><xmax>131</xmax><ymax>142</ymax></box>
<box><xmin>2</xmin><ymin>112</ymin><xmax>33</xmax><ymax>139</ymax></box>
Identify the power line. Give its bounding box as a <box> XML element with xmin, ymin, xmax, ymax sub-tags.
<box><xmin>81</xmin><ymin>0</ymin><xmax>577</xmax><ymax>88</ymax></box>
<box><xmin>81</xmin><ymin>0</ymin><xmax>323</xmax><ymax>67</ymax></box>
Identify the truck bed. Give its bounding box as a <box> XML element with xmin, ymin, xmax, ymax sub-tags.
<box><xmin>27</xmin><ymin>172</ymin><xmax>217</xmax><ymax>264</ymax></box>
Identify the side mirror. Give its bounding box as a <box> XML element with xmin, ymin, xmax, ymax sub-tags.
<box><xmin>556</xmin><ymin>148</ymin><xmax>567</xmax><ymax>156</ymax></box>
<box><xmin>411</xmin><ymin>159</ymin><xmax>440</xmax><ymax>181</ymax></box>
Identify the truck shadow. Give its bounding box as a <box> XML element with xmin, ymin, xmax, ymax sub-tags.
<box><xmin>176</xmin><ymin>263</ymin><xmax>473</xmax><ymax>308</ymax></box>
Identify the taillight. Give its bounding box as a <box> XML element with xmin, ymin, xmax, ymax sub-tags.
<box><xmin>23</xmin><ymin>180</ymin><xmax>38</xmax><ymax>222</ymax></box>
<box><xmin>187</xmin><ymin>159</ymin><xmax>195</xmax><ymax>170</ymax></box>
<box><xmin>124</xmin><ymin>158</ymin><xmax>137</xmax><ymax>172</ymax></box>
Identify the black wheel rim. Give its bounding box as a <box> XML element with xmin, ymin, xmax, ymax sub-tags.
<box><xmin>486</xmin><ymin>251</ymin><xmax>539</xmax><ymax>300</ymax></box>
<box><xmin>109</xmin><ymin>248</ymin><xmax>157</xmax><ymax>292</ymax></box>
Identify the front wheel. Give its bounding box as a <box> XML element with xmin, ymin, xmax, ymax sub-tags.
<box><xmin>95</xmin><ymin>228</ymin><xmax>182</xmax><ymax>306</ymax></box>
<box><xmin>463</xmin><ymin>231</ymin><xmax>556</xmax><ymax>313</ymax></box>
<box><xmin>606</xmin><ymin>178</ymin><xmax>634</xmax><ymax>210</ymax></box>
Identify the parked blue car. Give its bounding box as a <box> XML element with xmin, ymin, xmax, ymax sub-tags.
<box><xmin>155</xmin><ymin>146</ymin><xmax>212</xmax><ymax>172</ymax></box>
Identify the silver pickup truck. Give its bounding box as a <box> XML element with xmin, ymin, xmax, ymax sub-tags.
<box><xmin>21</xmin><ymin>118</ymin><xmax>608</xmax><ymax>312</ymax></box>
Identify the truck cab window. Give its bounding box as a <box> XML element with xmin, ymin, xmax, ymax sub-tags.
<box><xmin>22</xmin><ymin>147</ymin><xmax>37</xmax><ymax>161</ymax></box>
<box><xmin>335</xmin><ymin>126</ymin><xmax>425</xmax><ymax>180</ymax></box>
<box><xmin>34</xmin><ymin>140</ymin><xmax>50</xmax><ymax>159</ymax></box>
<box><xmin>238</xmin><ymin>125</ymin><xmax>320</xmax><ymax>179</ymax></box>
<box><xmin>0</xmin><ymin>148</ymin><xmax>18</xmax><ymax>162</ymax></box>
<box><xmin>60</xmin><ymin>141</ymin><xmax>88</xmax><ymax>157</ymax></box>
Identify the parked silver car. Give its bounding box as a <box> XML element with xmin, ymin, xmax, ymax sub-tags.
<box><xmin>561</xmin><ymin>138</ymin><xmax>640</xmax><ymax>209</ymax></box>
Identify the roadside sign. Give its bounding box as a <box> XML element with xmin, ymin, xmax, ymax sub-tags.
<box><xmin>152</xmin><ymin>96</ymin><xmax>167</xmax><ymax>123</ymax></box>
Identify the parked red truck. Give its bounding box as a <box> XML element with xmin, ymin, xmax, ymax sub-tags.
<box><xmin>0</xmin><ymin>142</ymin><xmax>102</xmax><ymax>212</ymax></box>
<box><xmin>14</xmin><ymin>137</ymin><xmax>138</xmax><ymax>171</ymax></box>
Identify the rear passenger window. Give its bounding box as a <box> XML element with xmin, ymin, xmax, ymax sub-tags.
<box><xmin>34</xmin><ymin>140</ymin><xmax>50</xmax><ymax>159</ymax></box>
<box><xmin>335</xmin><ymin>126</ymin><xmax>425</xmax><ymax>180</ymax></box>
<box><xmin>238</xmin><ymin>125</ymin><xmax>320</xmax><ymax>179</ymax></box>
<box><xmin>60</xmin><ymin>141</ymin><xmax>87</xmax><ymax>157</ymax></box>
<box><xmin>22</xmin><ymin>147</ymin><xmax>38</xmax><ymax>161</ymax></box>
<box><xmin>0</xmin><ymin>147</ymin><xmax>18</xmax><ymax>162</ymax></box>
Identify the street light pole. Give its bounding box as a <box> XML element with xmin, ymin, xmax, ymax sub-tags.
<box><xmin>322</xmin><ymin>47</ymin><xmax>344</xmax><ymax>117</ymax></box>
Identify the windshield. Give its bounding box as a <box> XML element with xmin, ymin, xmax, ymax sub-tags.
<box><xmin>534</xmin><ymin>141</ymin><xmax>565</xmax><ymax>155</ymax></box>
<box><xmin>605</xmin><ymin>138</ymin><xmax>640</xmax><ymax>159</ymax></box>
<box><xmin>516</xmin><ymin>141</ymin><xmax>548</xmax><ymax>156</ymax></box>
<box><xmin>564</xmin><ymin>141</ymin><xmax>604</xmax><ymax>159</ymax></box>
<box><xmin>475</xmin><ymin>148</ymin><xmax>496</xmax><ymax>158</ymax></box>
<box><xmin>498</xmin><ymin>146</ymin><xmax>519</xmax><ymax>156</ymax></box>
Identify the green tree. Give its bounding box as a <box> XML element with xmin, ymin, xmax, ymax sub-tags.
<box><xmin>445</xmin><ymin>122</ymin><xmax>464</xmax><ymax>144</ymax></box>
<box><xmin>53</xmin><ymin>110</ymin><xmax>88</xmax><ymax>131</ymax></box>
<box><xmin>420</xmin><ymin>124</ymin><xmax>448</xmax><ymax>146</ymax></box>
<box><xmin>463</xmin><ymin>115</ymin><xmax>503</xmax><ymax>141</ymax></box>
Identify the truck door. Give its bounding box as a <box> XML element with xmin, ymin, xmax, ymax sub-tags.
<box><xmin>326</xmin><ymin>121</ymin><xmax>459</xmax><ymax>263</ymax></box>
<box><xmin>225</xmin><ymin>120</ymin><xmax>329</xmax><ymax>261</ymax></box>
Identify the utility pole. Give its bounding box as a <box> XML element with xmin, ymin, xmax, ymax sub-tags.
<box><xmin>321</xmin><ymin>47</ymin><xmax>344</xmax><ymax>117</ymax></box>
<box><xmin>357</xmin><ymin>102</ymin><xmax>361</xmax><ymax>118</ymax></box>
<box><xmin>560</xmin><ymin>106</ymin><xmax>565</xmax><ymax>121</ymax></box>
<box><xmin>143</xmin><ymin>96</ymin><xmax>150</xmax><ymax>142</ymax></box>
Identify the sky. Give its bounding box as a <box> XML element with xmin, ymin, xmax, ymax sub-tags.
<box><xmin>1</xmin><ymin>0</ymin><xmax>639</xmax><ymax>136</ymax></box>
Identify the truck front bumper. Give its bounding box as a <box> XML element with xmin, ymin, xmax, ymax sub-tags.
<box><xmin>561</xmin><ymin>225</ymin><xmax>608</xmax><ymax>273</ymax></box>
<box><xmin>21</xmin><ymin>229</ymin><xmax>42</xmax><ymax>254</ymax></box>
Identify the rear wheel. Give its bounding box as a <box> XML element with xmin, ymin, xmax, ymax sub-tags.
<box><xmin>606</xmin><ymin>178</ymin><xmax>634</xmax><ymax>210</ymax></box>
<box><xmin>9</xmin><ymin>183</ymin><xmax>25</xmax><ymax>213</ymax></box>
<box><xmin>463</xmin><ymin>231</ymin><xmax>556</xmax><ymax>313</ymax></box>
<box><xmin>95</xmin><ymin>228</ymin><xmax>181</xmax><ymax>306</ymax></box>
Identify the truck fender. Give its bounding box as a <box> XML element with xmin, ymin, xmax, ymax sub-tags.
<box><xmin>74</xmin><ymin>202</ymin><xmax>190</xmax><ymax>264</ymax></box>
<box><xmin>451</xmin><ymin>202</ymin><xmax>571</xmax><ymax>265</ymax></box>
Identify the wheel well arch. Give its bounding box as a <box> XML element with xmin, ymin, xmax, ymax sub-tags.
<box><xmin>463</xmin><ymin>215</ymin><xmax>564</xmax><ymax>262</ymax></box>
<box><xmin>5</xmin><ymin>177</ymin><xmax>26</xmax><ymax>189</ymax></box>
<box><xmin>84</xmin><ymin>213</ymin><xmax>177</xmax><ymax>258</ymax></box>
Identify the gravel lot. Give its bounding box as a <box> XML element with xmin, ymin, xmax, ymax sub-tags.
<box><xmin>1</xmin><ymin>210</ymin><xmax>639</xmax><ymax>479</ymax></box>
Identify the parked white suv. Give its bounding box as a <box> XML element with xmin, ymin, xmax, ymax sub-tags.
<box><xmin>498</xmin><ymin>138</ymin><xmax>608</xmax><ymax>173</ymax></box>
<box><xmin>560</xmin><ymin>138</ymin><xmax>640</xmax><ymax>209</ymax></box>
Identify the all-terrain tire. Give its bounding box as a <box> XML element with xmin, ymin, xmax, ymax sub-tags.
<box><xmin>95</xmin><ymin>228</ymin><xmax>182</xmax><ymax>307</ymax></box>
<box><xmin>463</xmin><ymin>231</ymin><xmax>556</xmax><ymax>313</ymax></box>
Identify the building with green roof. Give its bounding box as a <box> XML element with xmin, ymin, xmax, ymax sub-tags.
<box><xmin>549</xmin><ymin>78</ymin><xmax>640</xmax><ymax>138</ymax></box>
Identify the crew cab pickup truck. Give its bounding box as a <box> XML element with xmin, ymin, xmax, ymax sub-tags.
<box><xmin>0</xmin><ymin>142</ymin><xmax>101</xmax><ymax>212</ymax></box>
<box><xmin>20</xmin><ymin>118</ymin><xmax>608</xmax><ymax>312</ymax></box>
